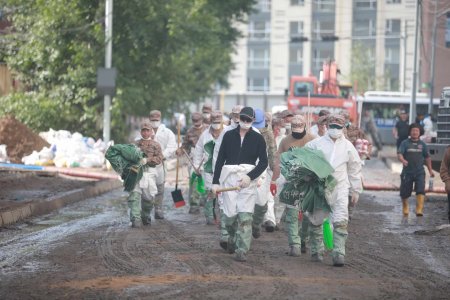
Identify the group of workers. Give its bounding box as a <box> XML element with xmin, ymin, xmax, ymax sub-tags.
<box><xmin>128</xmin><ymin>102</ymin><xmax>450</xmax><ymax>267</ymax></box>
<box><xmin>128</xmin><ymin>103</ymin><xmax>370</xmax><ymax>267</ymax></box>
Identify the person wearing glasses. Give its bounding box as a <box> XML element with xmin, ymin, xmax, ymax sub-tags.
<box><xmin>212</xmin><ymin>107</ymin><xmax>268</xmax><ymax>262</ymax></box>
<box><xmin>269</xmin><ymin>114</ymin><xmax>316</xmax><ymax>257</ymax></box>
<box><xmin>306</xmin><ymin>114</ymin><xmax>362</xmax><ymax>267</ymax></box>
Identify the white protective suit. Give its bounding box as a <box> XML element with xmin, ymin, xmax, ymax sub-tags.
<box><xmin>154</xmin><ymin>124</ymin><xmax>177</xmax><ymax>184</ymax></box>
<box><xmin>193</xmin><ymin>128</ymin><xmax>218</xmax><ymax>189</ymax></box>
<box><xmin>133</xmin><ymin>167</ymin><xmax>158</xmax><ymax>198</ymax></box>
<box><xmin>306</xmin><ymin>134</ymin><xmax>362</xmax><ymax>223</ymax></box>
<box><xmin>219</xmin><ymin>164</ymin><xmax>259</xmax><ymax>217</ymax></box>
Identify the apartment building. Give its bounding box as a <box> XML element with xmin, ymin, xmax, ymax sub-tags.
<box><xmin>226</xmin><ymin>0</ymin><xmax>419</xmax><ymax>96</ymax></box>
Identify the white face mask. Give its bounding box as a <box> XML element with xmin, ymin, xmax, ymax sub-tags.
<box><xmin>203</xmin><ymin>113</ymin><xmax>211</xmax><ymax>119</ymax></box>
<box><xmin>150</xmin><ymin>121</ymin><xmax>161</xmax><ymax>129</ymax></box>
<box><xmin>211</xmin><ymin>124</ymin><xmax>221</xmax><ymax>130</ymax></box>
<box><xmin>279</xmin><ymin>128</ymin><xmax>286</xmax><ymax>136</ymax></box>
<box><xmin>285</xmin><ymin>123</ymin><xmax>291</xmax><ymax>130</ymax></box>
<box><xmin>239</xmin><ymin>121</ymin><xmax>252</xmax><ymax>130</ymax></box>
<box><xmin>328</xmin><ymin>128</ymin><xmax>343</xmax><ymax>139</ymax></box>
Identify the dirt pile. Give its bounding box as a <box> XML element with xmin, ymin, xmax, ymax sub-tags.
<box><xmin>0</xmin><ymin>115</ymin><xmax>49</xmax><ymax>163</ymax></box>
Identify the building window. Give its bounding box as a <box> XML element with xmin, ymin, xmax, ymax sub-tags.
<box><xmin>248</xmin><ymin>21</ymin><xmax>270</xmax><ymax>40</ymax></box>
<box><xmin>289</xmin><ymin>48</ymin><xmax>303</xmax><ymax>64</ymax></box>
<box><xmin>247</xmin><ymin>78</ymin><xmax>270</xmax><ymax>91</ymax></box>
<box><xmin>290</xmin><ymin>21</ymin><xmax>304</xmax><ymax>38</ymax></box>
<box><xmin>291</xmin><ymin>0</ymin><xmax>305</xmax><ymax>5</ymax></box>
<box><xmin>313</xmin><ymin>0</ymin><xmax>335</xmax><ymax>12</ymax></box>
<box><xmin>248</xmin><ymin>48</ymin><xmax>270</xmax><ymax>68</ymax></box>
<box><xmin>256</xmin><ymin>0</ymin><xmax>271</xmax><ymax>12</ymax></box>
<box><xmin>355</xmin><ymin>0</ymin><xmax>377</xmax><ymax>10</ymax></box>
<box><xmin>354</xmin><ymin>19</ymin><xmax>376</xmax><ymax>37</ymax></box>
<box><xmin>385</xmin><ymin>46</ymin><xmax>400</xmax><ymax>64</ymax></box>
<box><xmin>385</xmin><ymin>19</ymin><xmax>401</xmax><ymax>36</ymax></box>
<box><xmin>313</xmin><ymin>20</ymin><xmax>335</xmax><ymax>39</ymax></box>
<box><xmin>386</xmin><ymin>0</ymin><xmax>401</xmax><ymax>4</ymax></box>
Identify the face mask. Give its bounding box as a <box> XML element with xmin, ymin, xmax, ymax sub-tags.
<box><xmin>239</xmin><ymin>121</ymin><xmax>252</xmax><ymax>130</ymax></box>
<box><xmin>285</xmin><ymin>123</ymin><xmax>291</xmax><ymax>130</ymax></box>
<box><xmin>279</xmin><ymin>128</ymin><xmax>287</xmax><ymax>136</ymax></box>
<box><xmin>211</xmin><ymin>124</ymin><xmax>221</xmax><ymax>130</ymax></box>
<box><xmin>328</xmin><ymin>128</ymin><xmax>343</xmax><ymax>139</ymax></box>
<box><xmin>292</xmin><ymin>131</ymin><xmax>307</xmax><ymax>139</ymax></box>
<box><xmin>203</xmin><ymin>113</ymin><xmax>211</xmax><ymax>119</ymax></box>
<box><xmin>150</xmin><ymin>121</ymin><xmax>161</xmax><ymax>128</ymax></box>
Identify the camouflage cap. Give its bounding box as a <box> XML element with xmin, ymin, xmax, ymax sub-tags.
<box><xmin>141</xmin><ymin>121</ymin><xmax>152</xmax><ymax>130</ymax></box>
<box><xmin>318</xmin><ymin>109</ymin><xmax>330</xmax><ymax>117</ymax></box>
<box><xmin>202</xmin><ymin>103</ymin><xmax>213</xmax><ymax>113</ymax></box>
<box><xmin>211</xmin><ymin>111</ymin><xmax>223</xmax><ymax>123</ymax></box>
<box><xmin>149</xmin><ymin>110</ymin><xmax>162</xmax><ymax>119</ymax></box>
<box><xmin>339</xmin><ymin>110</ymin><xmax>350</xmax><ymax>121</ymax></box>
<box><xmin>231</xmin><ymin>105</ymin><xmax>244</xmax><ymax>114</ymax></box>
<box><xmin>291</xmin><ymin>114</ymin><xmax>306</xmax><ymax>126</ymax></box>
<box><xmin>191</xmin><ymin>112</ymin><xmax>202</xmax><ymax>122</ymax></box>
<box><xmin>328</xmin><ymin>114</ymin><xmax>346</xmax><ymax>126</ymax></box>
<box><xmin>281</xmin><ymin>109</ymin><xmax>294</xmax><ymax>118</ymax></box>
<box><xmin>265</xmin><ymin>112</ymin><xmax>272</xmax><ymax>124</ymax></box>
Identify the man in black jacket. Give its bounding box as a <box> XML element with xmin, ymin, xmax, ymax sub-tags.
<box><xmin>213</xmin><ymin>106</ymin><xmax>268</xmax><ymax>262</ymax></box>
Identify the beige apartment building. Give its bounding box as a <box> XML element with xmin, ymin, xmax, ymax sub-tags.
<box><xmin>226</xmin><ymin>0</ymin><xmax>421</xmax><ymax>97</ymax></box>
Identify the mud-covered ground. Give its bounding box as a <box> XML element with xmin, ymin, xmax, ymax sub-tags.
<box><xmin>0</xmin><ymin>159</ymin><xmax>449</xmax><ymax>299</ymax></box>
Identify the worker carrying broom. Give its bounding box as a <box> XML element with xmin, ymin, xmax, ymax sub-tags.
<box><xmin>129</xmin><ymin>121</ymin><xmax>164</xmax><ymax>227</ymax></box>
<box><xmin>212</xmin><ymin>106</ymin><xmax>268</xmax><ymax>262</ymax></box>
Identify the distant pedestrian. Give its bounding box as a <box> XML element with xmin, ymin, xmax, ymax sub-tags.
<box><xmin>439</xmin><ymin>146</ymin><xmax>450</xmax><ymax>223</ymax></box>
<box><xmin>393</xmin><ymin>110</ymin><xmax>409</xmax><ymax>150</ymax></box>
<box><xmin>397</xmin><ymin>123</ymin><xmax>434</xmax><ymax>217</ymax></box>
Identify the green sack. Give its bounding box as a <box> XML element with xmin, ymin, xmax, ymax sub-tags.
<box><xmin>323</xmin><ymin>218</ymin><xmax>333</xmax><ymax>250</ymax></box>
<box><xmin>105</xmin><ymin>144</ymin><xmax>144</xmax><ymax>192</ymax></box>
<box><xmin>190</xmin><ymin>172</ymin><xmax>206</xmax><ymax>195</ymax></box>
<box><xmin>203</xmin><ymin>140</ymin><xmax>215</xmax><ymax>174</ymax></box>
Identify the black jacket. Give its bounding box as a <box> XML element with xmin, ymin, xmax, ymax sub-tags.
<box><xmin>213</xmin><ymin>126</ymin><xmax>268</xmax><ymax>184</ymax></box>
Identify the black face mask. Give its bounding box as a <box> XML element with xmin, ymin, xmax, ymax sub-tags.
<box><xmin>292</xmin><ymin>131</ymin><xmax>306</xmax><ymax>139</ymax></box>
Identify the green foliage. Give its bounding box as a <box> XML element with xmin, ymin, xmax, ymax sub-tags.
<box><xmin>350</xmin><ymin>42</ymin><xmax>393</xmax><ymax>93</ymax></box>
<box><xmin>0</xmin><ymin>0</ymin><xmax>255</xmax><ymax>142</ymax></box>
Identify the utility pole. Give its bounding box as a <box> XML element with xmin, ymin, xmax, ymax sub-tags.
<box><xmin>410</xmin><ymin>0</ymin><xmax>421</xmax><ymax>124</ymax></box>
<box><xmin>103</xmin><ymin>0</ymin><xmax>113</xmax><ymax>143</ymax></box>
<box><xmin>428</xmin><ymin>0</ymin><xmax>438</xmax><ymax>114</ymax></box>
<box><xmin>402</xmin><ymin>20</ymin><xmax>407</xmax><ymax>93</ymax></box>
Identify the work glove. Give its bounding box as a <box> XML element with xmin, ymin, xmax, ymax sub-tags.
<box><xmin>238</xmin><ymin>174</ymin><xmax>251</xmax><ymax>189</ymax></box>
<box><xmin>257</xmin><ymin>177</ymin><xmax>263</xmax><ymax>187</ymax></box>
<box><xmin>350</xmin><ymin>192</ymin><xmax>360</xmax><ymax>206</ymax></box>
<box><xmin>140</xmin><ymin>158</ymin><xmax>147</xmax><ymax>165</ymax></box>
<box><xmin>212</xmin><ymin>184</ymin><xmax>221</xmax><ymax>195</ymax></box>
<box><xmin>175</xmin><ymin>148</ymin><xmax>183</xmax><ymax>157</ymax></box>
<box><xmin>270</xmin><ymin>181</ymin><xmax>277</xmax><ymax>196</ymax></box>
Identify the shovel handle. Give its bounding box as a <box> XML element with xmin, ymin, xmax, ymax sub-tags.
<box><xmin>216</xmin><ymin>186</ymin><xmax>241</xmax><ymax>193</ymax></box>
<box><xmin>182</xmin><ymin>149</ymin><xmax>203</xmax><ymax>174</ymax></box>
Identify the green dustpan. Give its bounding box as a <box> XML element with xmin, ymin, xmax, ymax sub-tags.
<box><xmin>323</xmin><ymin>218</ymin><xmax>333</xmax><ymax>250</ymax></box>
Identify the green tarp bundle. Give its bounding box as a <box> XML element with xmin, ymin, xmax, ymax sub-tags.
<box><xmin>190</xmin><ymin>172</ymin><xmax>206</xmax><ymax>194</ymax></box>
<box><xmin>279</xmin><ymin>147</ymin><xmax>336</xmax><ymax>213</ymax></box>
<box><xmin>105</xmin><ymin>144</ymin><xmax>144</xmax><ymax>192</ymax></box>
<box><xmin>203</xmin><ymin>140</ymin><xmax>215</xmax><ymax>174</ymax></box>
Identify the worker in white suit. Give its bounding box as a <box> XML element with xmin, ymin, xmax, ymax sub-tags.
<box><xmin>149</xmin><ymin>110</ymin><xmax>178</xmax><ymax>219</ymax></box>
<box><xmin>306</xmin><ymin>114</ymin><xmax>362</xmax><ymax>267</ymax></box>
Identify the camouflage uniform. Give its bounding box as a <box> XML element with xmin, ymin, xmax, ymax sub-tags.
<box><xmin>128</xmin><ymin>123</ymin><xmax>164</xmax><ymax>226</ymax></box>
<box><xmin>179</xmin><ymin>112</ymin><xmax>207</xmax><ymax>212</ymax></box>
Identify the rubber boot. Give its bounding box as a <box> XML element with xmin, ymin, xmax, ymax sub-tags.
<box><xmin>416</xmin><ymin>194</ymin><xmax>424</xmax><ymax>216</ymax></box>
<box><xmin>402</xmin><ymin>198</ymin><xmax>409</xmax><ymax>216</ymax></box>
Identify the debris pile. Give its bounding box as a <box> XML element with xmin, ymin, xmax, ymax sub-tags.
<box><xmin>0</xmin><ymin>115</ymin><xmax>49</xmax><ymax>164</ymax></box>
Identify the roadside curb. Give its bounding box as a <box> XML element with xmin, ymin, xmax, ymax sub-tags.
<box><xmin>0</xmin><ymin>179</ymin><xmax>122</xmax><ymax>227</ymax></box>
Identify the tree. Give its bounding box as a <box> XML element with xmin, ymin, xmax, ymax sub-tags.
<box><xmin>350</xmin><ymin>42</ymin><xmax>395</xmax><ymax>93</ymax></box>
<box><xmin>0</xmin><ymin>0</ymin><xmax>255</xmax><ymax>141</ymax></box>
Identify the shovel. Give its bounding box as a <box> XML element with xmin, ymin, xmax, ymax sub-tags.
<box><xmin>172</xmin><ymin>121</ymin><xmax>185</xmax><ymax>208</ymax></box>
<box><xmin>183</xmin><ymin>149</ymin><xmax>206</xmax><ymax>194</ymax></box>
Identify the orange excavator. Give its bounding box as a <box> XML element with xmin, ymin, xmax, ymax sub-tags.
<box><xmin>286</xmin><ymin>59</ymin><xmax>358</xmax><ymax>123</ymax></box>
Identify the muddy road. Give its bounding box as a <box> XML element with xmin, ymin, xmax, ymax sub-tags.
<box><xmin>1</xmin><ymin>159</ymin><xmax>449</xmax><ymax>299</ymax></box>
